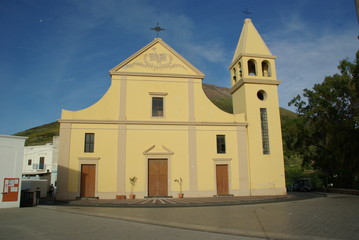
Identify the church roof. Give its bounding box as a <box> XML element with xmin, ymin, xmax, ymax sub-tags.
<box><xmin>231</xmin><ymin>19</ymin><xmax>274</xmax><ymax>66</ymax></box>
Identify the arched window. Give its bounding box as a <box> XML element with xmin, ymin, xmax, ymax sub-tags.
<box><xmin>248</xmin><ymin>59</ymin><xmax>256</xmax><ymax>76</ymax></box>
<box><xmin>238</xmin><ymin>62</ymin><xmax>242</xmax><ymax>77</ymax></box>
<box><xmin>232</xmin><ymin>68</ymin><xmax>237</xmax><ymax>82</ymax></box>
<box><xmin>262</xmin><ymin>61</ymin><xmax>271</xmax><ymax>77</ymax></box>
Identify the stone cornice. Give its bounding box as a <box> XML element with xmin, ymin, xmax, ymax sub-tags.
<box><xmin>78</xmin><ymin>157</ymin><xmax>101</xmax><ymax>161</ymax></box>
<box><xmin>58</xmin><ymin>119</ymin><xmax>248</xmax><ymax>127</ymax></box>
<box><xmin>229</xmin><ymin>53</ymin><xmax>276</xmax><ymax>69</ymax></box>
<box><xmin>230</xmin><ymin>78</ymin><xmax>281</xmax><ymax>94</ymax></box>
<box><xmin>110</xmin><ymin>71</ymin><xmax>204</xmax><ymax>79</ymax></box>
<box><xmin>149</xmin><ymin>92</ymin><xmax>168</xmax><ymax>96</ymax></box>
<box><xmin>213</xmin><ymin>158</ymin><xmax>232</xmax><ymax>162</ymax></box>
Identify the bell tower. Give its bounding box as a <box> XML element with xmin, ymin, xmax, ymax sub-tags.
<box><xmin>230</xmin><ymin>19</ymin><xmax>286</xmax><ymax>196</ymax></box>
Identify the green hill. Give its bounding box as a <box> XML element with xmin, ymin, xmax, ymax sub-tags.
<box><xmin>202</xmin><ymin>83</ymin><xmax>233</xmax><ymax>113</ymax></box>
<box><xmin>14</xmin><ymin>83</ymin><xmax>296</xmax><ymax>146</ymax></box>
<box><xmin>14</xmin><ymin>121</ymin><xmax>59</xmax><ymax>146</ymax></box>
<box><xmin>279</xmin><ymin>107</ymin><xmax>298</xmax><ymax>120</ymax></box>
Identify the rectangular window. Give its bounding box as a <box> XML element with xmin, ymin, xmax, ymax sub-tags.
<box><xmin>39</xmin><ymin>157</ymin><xmax>45</xmax><ymax>169</ymax></box>
<box><xmin>84</xmin><ymin>133</ymin><xmax>95</xmax><ymax>153</ymax></box>
<box><xmin>27</xmin><ymin>159</ymin><xmax>32</xmax><ymax>166</ymax></box>
<box><xmin>216</xmin><ymin>135</ymin><xmax>226</xmax><ymax>154</ymax></box>
<box><xmin>260</xmin><ymin>108</ymin><xmax>270</xmax><ymax>154</ymax></box>
<box><xmin>152</xmin><ymin>97</ymin><xmax>164</xmax><ymax>117</ymax></box>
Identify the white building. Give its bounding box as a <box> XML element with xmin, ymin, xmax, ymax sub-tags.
<box><xmin>0</xmin><ymin>135</ymin><xmax>27</xmax><ymax>208</ymax></box>
<box><xmin>22</xmin><ymin>136</ymin><xmax>59</xmax><ymax>188</ymax></box>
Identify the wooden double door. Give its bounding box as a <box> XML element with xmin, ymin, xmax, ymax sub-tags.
<box><xmin>148</xmin><ymin>159</ymin><xmax>168</xmax><ymax>197</ymax></box>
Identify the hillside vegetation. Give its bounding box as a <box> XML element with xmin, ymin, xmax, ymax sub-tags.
<box><xmin>14</xmin><ymin>121</ymin><xmax>59</xmax><ymax>146</ymax></box>
<box><xmin>14</xmin><ymin>83</ymin><xmax>296</xmax><ymax>146</ymax></box>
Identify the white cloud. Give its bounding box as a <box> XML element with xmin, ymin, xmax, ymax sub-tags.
<box><xmin>268</xmin><ymin>22</ymin><xmax>358</xmax><ymax>110</ymax></box>
<box><xmin>179</xmin><ymin>40</ymin><xmax>227</xmax><ymax>63</ymax></box>
<box><xmin>59</xmin><ymin>0</ymin><xmax>229</xmax><ymax>76</ymax></box>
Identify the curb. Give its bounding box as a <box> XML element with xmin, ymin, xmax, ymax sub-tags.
<box><xmin>40</xmin><ymin>192</ymin><xmax>325</xmax><ymax>208</ymax></box>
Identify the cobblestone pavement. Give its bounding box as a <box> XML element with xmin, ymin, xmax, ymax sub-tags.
<box><xmin>36</xmin><ymin>192</ymin><xmax>359</xmax><ymax>240</ymax></box>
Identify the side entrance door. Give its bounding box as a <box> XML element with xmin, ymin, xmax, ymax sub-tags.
<box><xmin>80</xmin><ymin>164</ymin><xmax>96</xmax><ymax>198</ymax></box>
<box><xmin>216</xmin><ymin>164</ymin><xmax>229</xmax><ymax>195</ymax></box>
<box><xmin>148</xmin><ymin>159</ymin><xmax>168</xmax><ymax>197</ymax></box>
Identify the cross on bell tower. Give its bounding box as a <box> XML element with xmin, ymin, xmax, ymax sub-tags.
<box><xmin>242</xmin><ymin>8</ymin><xmax>252</xmax><ymax>18</ymax></box>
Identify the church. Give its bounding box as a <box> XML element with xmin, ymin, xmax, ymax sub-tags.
<box><xmin>56</xmin><ymin>19</ymin><xmax>286</xmax><ymax>200</ymax></box>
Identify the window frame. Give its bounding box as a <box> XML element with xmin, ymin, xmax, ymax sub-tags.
<box><xmin>216</xmin><ymin>135</ymin><xmax>226</xmax><ymax>154</ymax></box>
<box><xmin>39</xmin><ymin>157</ymin><xmax>45</xmax><ymax>169</ymax></box>
<box><xmin>149</xmin><ymin>92</ymin><xmax>167</xmax><ymax>118</ymax></box>
<box><xmin>260</xmin><ymin>108</ymin><xmax>270</xmax><ymax>154</ymax></box>
<box><xmin>84</xmin><ymin>133</ymin><xmax>95</xmax><ymax>153</ymax></box>
<box><xmin>152</xmin><ymin>96</ymin><xmax>164</xmax><ymax>117</ymax></box>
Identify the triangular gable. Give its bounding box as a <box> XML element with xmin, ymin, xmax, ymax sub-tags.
<box><xmin>231</xmin><ymin>19</ymin><xmax>273</xmax><ymax>65</ymax></box>
<box><xmin>110</xmin><ymin>38</ymin><xmax>205</xmax><ymax>78</ymax></box>
<box><xmin>143</xmin><ymin>145</ymin><xmax>174</xmax><ymax>155</ymax></box>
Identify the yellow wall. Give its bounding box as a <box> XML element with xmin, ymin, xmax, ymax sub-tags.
<box><xmin>125</xmin><ymin>125</ymin><xmax>189</xmax><ymax>193</ymax></box>
<box><xmin>194</xmin><ymin>82</ymin><xmax>235</xmax><ymax>122</ymax></box>
<box><xmin>62</xmin><ymin>81</ymin><xmax>121</xmax><ymax>120</ymax></box>
<box><xmin>124</xmin><ymin>76</ymin><xmax>190</xmax><ymax>121</ymax></box>
<box><xmin>195</xmin><ymin>126</ymin><xmax>240</xmax><ymax>192</ymax></box>
<box><xmin>244</xmin><ymin>84</ymin><xmax>286</xmax><ymax>194</ymax></box>
<box><xmin>66</xmin><ymin>124</ymin><xmax>119</xmax><ymax>194</ymax></box>
<box><xmin>230</xmin><ymin>76</ymin><xmax>286</xmax><ymax>195</ymax></box>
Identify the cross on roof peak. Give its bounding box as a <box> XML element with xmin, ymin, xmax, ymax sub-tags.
<box><xmin>242</xmin><ymin>8</ymin><xmax>252</xmax><ymax>18</ymax></box>
<box><xmin>151</xmin><ymin>22</ymin><xmax>165</xmax><ymax>38</ymax></box>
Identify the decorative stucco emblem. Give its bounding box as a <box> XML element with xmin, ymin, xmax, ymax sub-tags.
<box><xmin>126</xmin><ymin>47</ymin><xmax>187</xmax><ymax>71</ymax></box>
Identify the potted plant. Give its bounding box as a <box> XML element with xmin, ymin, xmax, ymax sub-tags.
<box><xmin>174</xmin><ymin>177</ymin><xmax>184</xmax><ymax>198</ymax></box>
<box><xmin>116</xmin><ymin>195</ymin><xmax>126</xmax><ymax>199</ymax></box>
<box><xmin>129</xmin><ymin>176</ymin><xmax>137</xmax><ymax>199</ymax></box>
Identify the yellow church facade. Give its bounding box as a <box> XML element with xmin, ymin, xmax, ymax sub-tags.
<box><xmin>56</xmin><ymin>19</ymin><xmax>286</xmax><ymax>200</ymax></box>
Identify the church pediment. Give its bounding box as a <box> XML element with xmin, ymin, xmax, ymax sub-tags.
<box><xmin>143</xmin><ymin>145</ymin><xmax>174</xmax><ymax>156</ymax></box>
<box><xmin>110</xmin><ymin>38</ymin><xmax>204</xmax><ymax>78</ymax></box>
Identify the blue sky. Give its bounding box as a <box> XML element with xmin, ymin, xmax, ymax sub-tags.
<box><xmin>0</xmin><ymin>0</ymin><xmax>358</xmax><ymax>135</ymax></box>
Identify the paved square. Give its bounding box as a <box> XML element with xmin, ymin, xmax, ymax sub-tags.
<box><xmin>1</xmin><ymin>193</ymin><xmax>358</xmax><ymax>240</ymax></box>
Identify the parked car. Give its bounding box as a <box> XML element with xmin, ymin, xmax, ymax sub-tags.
<box><xmin>293</xmin><ymin>178</ymin><xmax>313</xmax><ymax>192</ymax></box>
